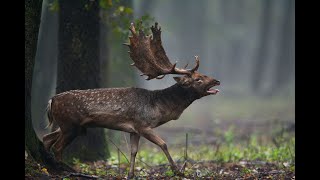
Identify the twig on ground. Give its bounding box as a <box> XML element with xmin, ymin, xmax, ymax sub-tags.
<box><xmin>63</xmin><ymin>172</ymin><xmax>99</xmax><ymax>179</ymax></box>
<box><xmin>185</xmin><ymin>133</ymin><xmax>188</xmax><ymax>162</ymax></box>
<box><xmin>214</xmin><ymin>142</ymin><xmax>221</xmax><ymax>156</ymax></box>
<box><xmin>106</xmin><ymin>137</ymin><xmax>130</xmax><ymax>164</ymax></box>
<box><xmin>123</xmin><ymin>132</ymin><xmax>130</xmax><ymax>153</ymax></box>
<box><xmin>180</xmin><ymin>161</ymin><xmax>187</xmax><ymax>172</ymax></box>
<box><xmin>118</xmin><ymin>148</ymin><xmax>121</xmax><ymax>174</ymax></box>
<box><xmin>137</xmin><ymin>156</ymin><xmax>152</xmax><ymax>168</ymax></box>
<box><xmin>180</xmin><ymin>133</ymin><xmax>189</xmax><ymax>173</ymax></box>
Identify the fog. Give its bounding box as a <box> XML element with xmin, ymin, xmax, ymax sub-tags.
<box><xmin>134</xmin><ymin>0</ymin><xmax>294</xmax><ymax>94</ymax></box>
<box><xmin>132</xmin><ymin>0</ymin><xmax>294</xmax><ymax>142</ymax></box>
<box><xmin>32</xmin><ymin>0</ymin><xmax>294</xmax><ymax>143</ymax></box>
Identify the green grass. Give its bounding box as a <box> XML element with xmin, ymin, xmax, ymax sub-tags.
<box><xmin>72</xmin><ymin>126</ymin><xmax>295</xmax><ymax>177</ymax></box>
<box><xmin>132</xmin><ymin>132</ymin><xmax>294</xmax><ymax>166</ymax></box>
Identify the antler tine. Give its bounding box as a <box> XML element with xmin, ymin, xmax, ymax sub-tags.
<box><xmin>190</xmin><ymin>56</ymin><xmax>200</xmax><ymax>72</ymax></box>
<box><xmin>171</xmin><ymin>62</ymin><xmax>177</xmax><ymax>71</ymax></box>
<box><xmin>170</xmin><ymin>56</ymin><xmax>200</xmax><ymax>76</ymax></box>
<box><xmin>153</xmin><ymin>22</ymin><xmax>161</xmax><ymax>31</ymax></box>
<box><xmin>139</xmin><ymin>29</ymin><xmax>145</xmax><ymax>38</ymax></box>
<box><xmin>170</xmin><ymin>62</ymin><xmax>189</xmax><ymax>75</ymax></box>
<box><xmin>145</xmin><ymin>75</ymin><xmax>153</xmax><ymax>80</ymax></box>
<box><xmin>123</xmin><ymin>43</ymin><xmax>131</xmax><ymax>47</ymax></box>
<box><xmin>129</xmin><ymin>23</ymin><xmax>136</xmax><ymax>35</ymax></box>
<box><xmin>156</xmin><ymin>75</ymin><xmax>166</xmax><ymax>79</ymax></box>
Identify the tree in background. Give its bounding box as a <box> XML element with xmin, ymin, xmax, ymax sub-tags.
<box><xmin>57</xmin><ymin>0</ymin><xmax>109</xmax><ymax>161</ymax></box>
<box><xmin>251</xmin><ymin>0</ymin><xmax>273</xmax><ymax>94</ymax></box>
<box><xmin>26</xmin><ymin>0</ymin><xmax>73</xmax><ymax>172</ymax></box>
<box><xmin>251</xmin><ymin>0</ymin><xmax>295</xmax><ymax>95</ymax></box>
<box><xmin>26</xmin><ymin>0</ymin><xmax>47</xmax><ymax>163</ymax></box>
<box><xmin>29</xmin><ymin>0</ymin><xmax>153</xmax><ymax>164</ymax></box>
<box><xmin>31</xmin><ymin>0</ymin><xmax>58</xmax><ymax>138</ymax></box>
<box><xmin>273</xmin><ymin>0</ymin><xmax>295</xmax><ymax>91</ymax></box>
<box><xmin>101</xmin><ymin>0</ymin><xmax>153</xmax><ymax>88</ymax></box>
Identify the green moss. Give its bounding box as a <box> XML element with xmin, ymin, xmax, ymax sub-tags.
<box><xmin>25</xmin><ymin>159</ymin><xmax>43</xmax><ymax>176</ymax></box>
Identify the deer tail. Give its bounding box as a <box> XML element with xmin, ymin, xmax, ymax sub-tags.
<box><xmin>45</xmin><ymin>99</ymin><xmax>54</xmax><ymax>129</ymax></box>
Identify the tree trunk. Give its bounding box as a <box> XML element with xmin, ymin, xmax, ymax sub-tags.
<box><xmin>225</xmin><ymin>0</ymin><xmax>245</xmax><ymax>84</ymax></box>
<box><xmin>57</xmin><ymin>0</ymin><xmax>109</xmax><ymax>162</ymax></box>
<box><xmin>31</xmin><ymin>0</ymin><xmax>58</xmax><ymax>138</ymax></box>
<box><xmin>273</xmin><ymin>0</ymin><xmax>295</xmax><ymax>91</ymax></box>
<box><xmin>25</xmin><ymin>0</ymin><xmax>48</xmax><ymax>163</ymax></box>
<box><xmin>251</xmin><ymin>0</ymin><xmax>273</xmax><ymax>93</ymax></box>
<box><xmin>25</xmin><ymin>0</ymin><xmax>73</xmax><ymax>172</ymax></box>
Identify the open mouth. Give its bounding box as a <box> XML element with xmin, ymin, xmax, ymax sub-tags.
<box><xmin>206</xmin><ymin>84</ymin><xmax>220</xmax><ymax>95</ymax></box>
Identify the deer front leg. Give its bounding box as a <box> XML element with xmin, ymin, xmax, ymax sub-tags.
<box><xmin>128</xmin><ymin>133</ymin><xmax>140</xmax><ymax>179</ymax></box>
<box><xmin>141</xmin><ymin>128</ymin><xmax>183</xmax><ymax>176</ymax></box>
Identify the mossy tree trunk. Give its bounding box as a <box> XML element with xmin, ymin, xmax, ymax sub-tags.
<box><xmin>26</xmin><ymin>0</ymin><xmax>74</xmax><ymax>172</ymax></box>
<box><xmin>25</xmin><ymin>0</ymin><xmax>47</xmax><ymax>163</ymax></box>
<box><xmin>57</xmin><ymin>0</ymin><xmax>109</xmax><ymax>162</ymax></box>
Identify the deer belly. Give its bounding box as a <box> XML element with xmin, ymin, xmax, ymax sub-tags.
<box><xmin>82</xmin><ymin>115</ymin><xmax>138</xmax><ymax>133</ymax></box>
<box><xmin>114</xmin><ymin>123</ymin><xmax>138</xmax><ymax>133</ymax></box>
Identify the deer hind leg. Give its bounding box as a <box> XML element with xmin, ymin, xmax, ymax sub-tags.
<box><xmin>52</xmin><ymin>128</ymin><xmax>78</xmax><ymax>161</ymax></box>
<box><xmin>43</xmin><ymin>128</ymin><xmax>61</xmax><ymax>152</ymax></box>
<box><xmin>128</xmin><ymin>133</ymin><xmax>140</xmax><ymax>179</ymax></box>
<box><xmin>141</xmin><ymin>128</ymin><xmax>183</xmax><ymax>176</ymax></box>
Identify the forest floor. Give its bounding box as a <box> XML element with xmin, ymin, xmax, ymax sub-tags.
<box><xmin>25</xmin><ymin>159</ymin><xmax>294</xmax><ymax>179</ymax></box>
<box><xmin>25</xmin><ymin>120</ymin><xmax>295</xmax><ymax>179</ymax></box>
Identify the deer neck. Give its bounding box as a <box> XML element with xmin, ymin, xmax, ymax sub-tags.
<box><xmin>152</xmin><ymin>84</ymin><xmax>200</xmax><ymax>120</ymax></box>
<box><xmin>161</xmin><ymin>83</ymin><xmax>200</xmax><ymax>103</ymax></box>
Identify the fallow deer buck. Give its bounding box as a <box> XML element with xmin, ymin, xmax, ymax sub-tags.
<box><xmin>43</xmin><ymin>22</ymin><xmax>220</xmax><ymax>178</ymax></box>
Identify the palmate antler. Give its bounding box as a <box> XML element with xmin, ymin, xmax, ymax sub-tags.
<box><xmin>124</xmin><ymin>22</ymin><xmax>200</xmax><ymax>80</ymax></box>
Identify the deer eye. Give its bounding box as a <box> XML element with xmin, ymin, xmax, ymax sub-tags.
<box><xmin>194</xmin><ymin>78</ymin><xmax>202</xmax><ymax>83</ymax></box>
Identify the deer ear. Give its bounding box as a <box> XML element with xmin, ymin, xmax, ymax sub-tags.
<box><xmin>173</xmin><ymin>76</ymin><xmax>192</xmax><ymax>87</ymax></box>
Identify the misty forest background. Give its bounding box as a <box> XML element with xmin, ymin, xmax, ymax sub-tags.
<box><xmin>26</xmin><ymin>0</ymin><xmax>294</xmax><ymax>177</ymax></box>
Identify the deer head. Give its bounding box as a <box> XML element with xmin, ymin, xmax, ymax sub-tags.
<box><xmin>125</xmin><ymin>22</ymin><xmax>220</xmax><ymax>97</ymax></box>
<box><xmin>173</xmin><ymin>69</ymin><xmax>220</xmax><ymax>97</ymax></box>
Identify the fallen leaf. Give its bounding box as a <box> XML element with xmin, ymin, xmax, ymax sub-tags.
<box><xmin>41</xmin><ymin>168</ymin><xmax>49</xmax><ymax>175</ymax></box>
